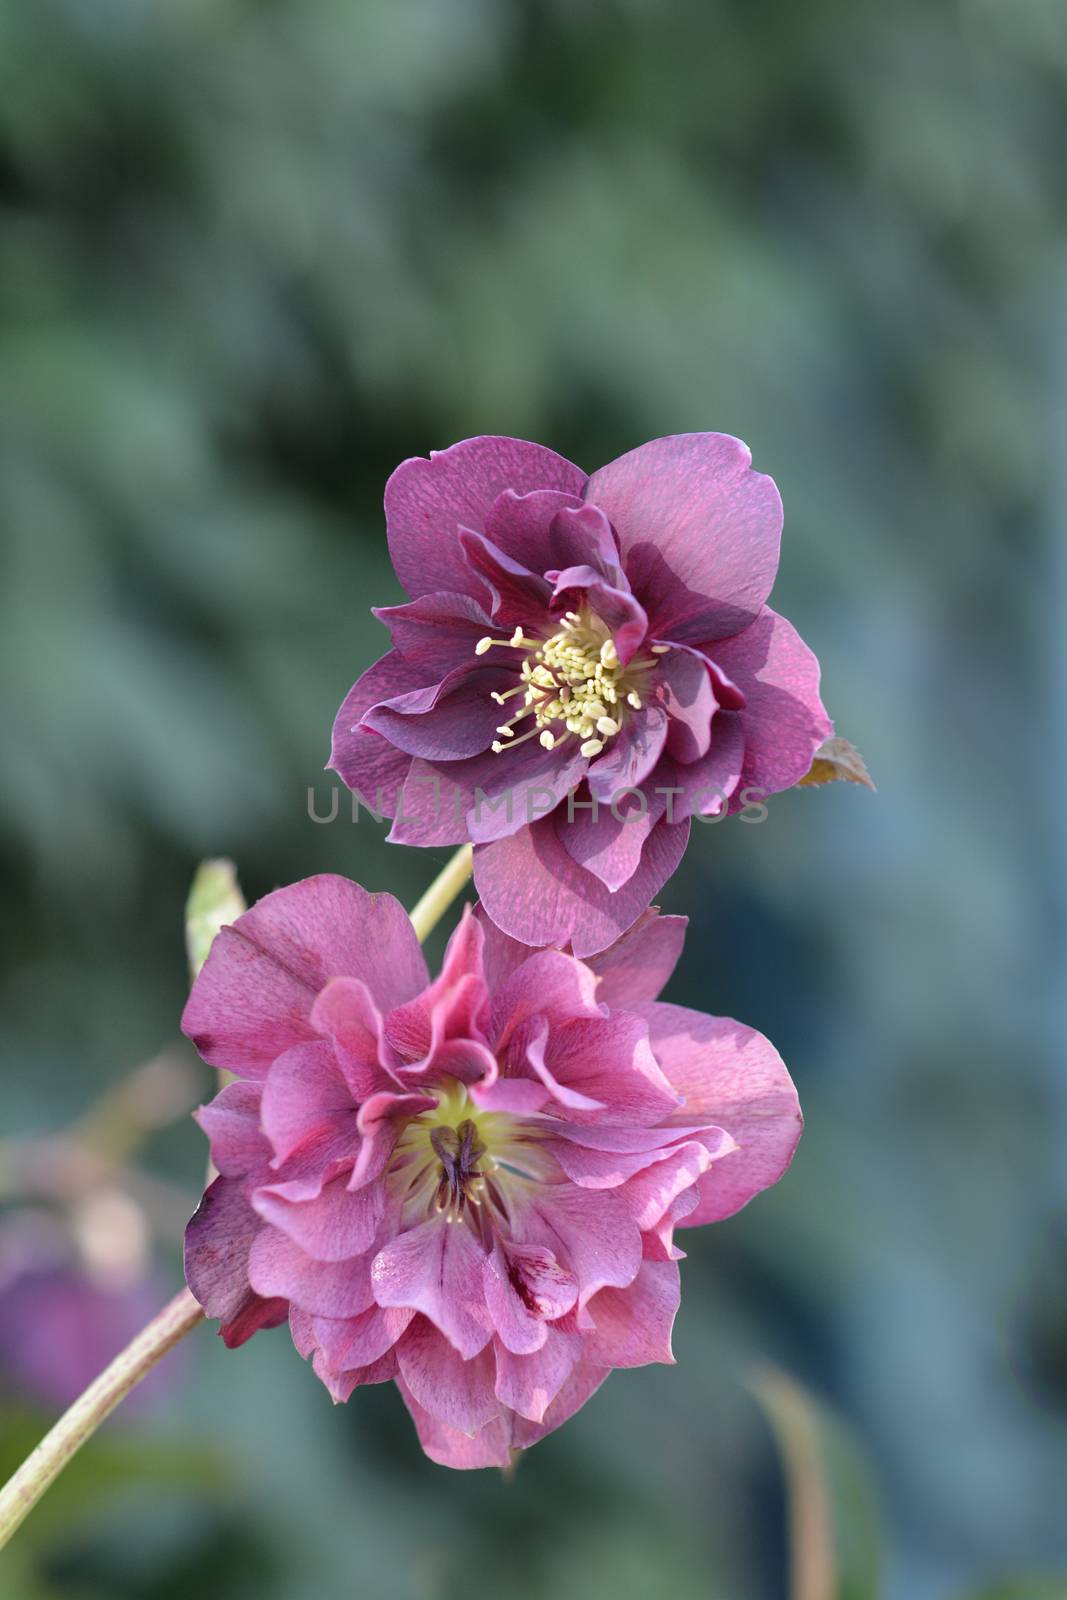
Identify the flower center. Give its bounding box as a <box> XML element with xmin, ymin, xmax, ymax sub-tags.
<box><xmin>389</xmin><ymin>1081</ymin><xmax>550</xmax><ymax>1237</ymax></box>
<box><xmin>475</xmin><ymin>608</ymin><xmax>653</xmax><ymax>758</ymax></box>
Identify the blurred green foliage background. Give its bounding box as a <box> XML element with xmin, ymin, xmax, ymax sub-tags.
<box><xmin>1</xmin><ymin>1</ymin><xmax>1065</xmax><ymax>1597</ymax></box>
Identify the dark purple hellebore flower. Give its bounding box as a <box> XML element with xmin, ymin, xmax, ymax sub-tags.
<box><xmin>330</xmin><ymin>435</ymin><xmax>832</xmax><ymax>956</ymax></box>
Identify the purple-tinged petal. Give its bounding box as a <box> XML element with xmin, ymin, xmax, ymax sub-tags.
<box><xmin>657</xmin><ymin>714</ymin><xmax>746</xmax><ymax>821</ymax></box>
<box><xmin>547</xmin><ymin>503</ymin><xmax>624</xmax><ymax>583</ymax></box>
<box><xmin>523</xmin><ymin>1018</ymin><xmax>604</xmax><ymax>1111</ymax></box>
<box><xmin>494</xmin><ymin>1325</ymin><xmax>583</xmax><ymax>1423</ymax></box>
<box><xmin>490</xmin><ymin>949</ymin><xmax>602</xmax><ymax>1049</ymax></box>
<box><xmin>182</xmin><ymin>877</ymin><xmax>428</xmax><ymax>1079</ymax></box>
<box><xmin>583</xmin><ymin>1261</ymin><xmax>680</xmax><ymax>1367</ymax></box>
<box><xmin>548</xmin><ymin>568</ymin><xmax>648</xmax><ymax>664</ymax></box>
<box><xmin>329</xmin><ymin>650</ymin><xmax>422</xmax><ymax>816</ymax></box>
<box><xmin>474</xmin><ymin>813</ymin><xmax>690</xmax><ymax>958</ymax></box>
<box><xmin>582</xmin><ymin>908</ymin><xmax>687</xmax><ymax>1008</ymax></box>
<box><xmin>252</xmin><ymin>1175</ymin><xmax>383</xmax><ymax>1262</ymax></box>
<box><xmin>194</xmin><ymin>1081</ymin><xmax>269</xmax><ymax>1178</ymax></box>
<box><xmin>619</xmin><ymin>1139</ymin><xmax>728</xmax><ymax>1229</ymax></box>
<box><xmin>397</xmin><ymin>1320</ymin><xmax>501</xmax><ymax>1435</ymax></box>
<box><xmin>641</xmin><ymin>1002</ymin><xmax>802</xmax><ymax>1223</ymax></box>
<box><xmin>397</xmin><ymin>1379</ymin><xmax>515</xmax><ymax>1469</ymax></box>
<box><xmin>586</xmin><ymin>433</ymin><xmax>782</xmax><ymax>642</ymax></box>
<box><xmin>309</xmin><ymin>1303</ymin><xmax>413</xmax><ymax>1374</ymax></box>
<box><xmin>374</xmin><ymin>592</ymin><xmax>494</xmax><ymax>676</ymax></box>
<box><xmin>185</xmin><ymin>1177</ymin><xmax>288</xmax><ymax>1348</ymax></box>
<box><xmin>387</xmin><ymin>759</ymin><xmax>475</xmax><ymax>847</ymax></box>
<box><xmin>705</xmin><ymin>608</ymin><xmax>833</xmax><ymax>806</ymax></box>
<box><xmin>385</xmin><ymin>437</ymin><xmax>586</xmax><ymax>601</ymax></box>
<box><xmin>557</xmin><ymin>790</ymin><xmax>663</xmax><ymax>894</ymax></box>
<box><xmin>463</xmin><ymin>740</ymin><xmax>588</xmax><ymax>846</ymax></box>
<box><xmin>260</xmin><ymin>1041</ymin><xmax>359</xmax><ymax>1168</ymax></box>
<box><xmin>484</xmin><ymin>488</ymin><xmax>587</xmax><ymax>574</ymax></box>
<box><xmin>248</xmin><ymin>1228</ymin><xmax>376</xmax><ymax>1319</ymax></box>
<box><xmin>658</xmin><ymin>648</ymin><xmax>717</xmax><ymax>763</ymax></box>
<box><xmin>539</xmin><ymin>1014</ymin><xmax>680</xmax><ymax>1124</ymax></box>
<box><xmin>508</xmin><ymin>1360</ymin><xmax>611</xmax><ymax>1449</ymax></box>
<box><xmin>514</xmin><ymin>1185</ymin><xmax>642</xmax><ymax>1308</ymax></box>
<box><xmin>585</xmin><ymin>710</ymin><xmax>669</xmax><ymax>805</ymax></box>
<box><xmin>469</xmin><ymin>1077</ymin><xmax>551</xmax><ymax>1116</ymax></box>
<box><xmin>351</xmin><ymin>1090</ymin><xmax>438</xmax><ymax>1187</ymax></box>
<box><xmin>458</xmin><ymin>528</ymin><xmax>553</xmax><ymax>629</ymax></box>
<box><xmin>309</xmin><ymin>978</ymin><xmax>401</xmax><ymax>1098</ymax></box>
<box><xmin>585</xmin><ymin>709</ymin><xmax>669</xmax><ymax>803</ymax></box>
<box><xmin>314</xmin><ymin>1349</ymin><xmax>399</xmax><ymax>1404</ymax></box>
<box><xmin>362</xmin><ymin>664</ymin><xmax>511</xmax><ymax>761</ymax></box>
<box><xmin>483</xmin><ymin>1241</ymin><xmax>579</xmax><ymax>1355</ymax></box>
<box><xmin>371</xmin><ymin>1218</ymin><xmax>492</xmax><ymax>1358</ymax></box>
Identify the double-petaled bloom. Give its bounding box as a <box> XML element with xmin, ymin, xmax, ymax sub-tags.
<box><xmin>331</xmin><ymin>434</ymin><xmax>832</xmax><ymax>955</ymax></box>
<box><xmin>183</xmin><ymin>874</ymin><xmax>801</xmax><ymax>1468</ymax></box>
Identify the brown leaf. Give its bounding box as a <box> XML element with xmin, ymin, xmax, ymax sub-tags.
<box><xmin>798</xmin><ymin>736</ymin><xmax>875</xmax><ymax>791</ymax></box>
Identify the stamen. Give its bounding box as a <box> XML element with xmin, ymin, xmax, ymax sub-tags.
<box><xmin>580</xmin><ymin>738</ymin><xmax>604</xmax><ymax>757</ymax></box>
<box><xmin>650</xmin><ymin>643</ymin><xmax>670</xmax><ymax>654</ymax></box>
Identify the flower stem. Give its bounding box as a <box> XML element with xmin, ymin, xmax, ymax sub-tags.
<box><xmin>0</xmin><ymin>1287</ymin><xmax>204</xmax><ymax>1550</ymax></box>
<box><xmin>408</xmin><ymin>843</ymin><xmax>474</xmax><ymax>944</ymax></box>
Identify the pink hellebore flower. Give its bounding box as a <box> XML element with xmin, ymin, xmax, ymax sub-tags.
<box><xmin>183</xmin><ymin>875</ymin><xmax>801</xmax><ymax>1469</ymax></box>
<box><xmin>330</xmin><ymin>434</ymin><xmax>832</xmax><ymax>955</ymax></box>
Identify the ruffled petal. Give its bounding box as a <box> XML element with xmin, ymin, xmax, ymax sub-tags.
<box><xmin>248</xmin><ymin>1227</ymin><xmax>377</xmax><ymax>1319</ymax></box>
<box><xmin>328</xmin><ymin>650</ymin><xmax>422</xmax><ymax>816</ymax></box>
<box><xmin>641</xmin><ymin>1001</ymin><xmax>802</xmax><ymax>1223</ymax></box>
<box><xmin>182</xmin><ymin>876</ymin><xmax>428</xmax><ymax>1079</ymax></box>
<box><xmin>473</xmin><ymin>813</ymin><xmax>690</xmax><ymax>958</ymax></box>
<box><xmin>582</xmin><ymin>908</ymin><xmax>687</xmax><ymax>1008</ymax></box>
<box><xmin>184</xmin><ymin>1177</ymin><xmax>288</xmax><ymax>1348</ymax></box>
<box><xmin>397</xmin><ymin>1320</ymin><xmax>501</xmax><ymax>1435</ymax></box>
<box><xmin>494</xmin><ymin>1325</ymin><xmax>583</xmax><ymax>1423</ymax></box>
<box><xmin>706</xmin><ymin>608</ymin><xmax>833</xmax><ymax>806</ymax></box>
<box><xmin>252</xmin><ymin>1174</ymin><xmax>384</xmax><ymax>1262</ymax></box>
<box><xmin>583</xmin><ymin>1260</ymin><xmax>680</xmax><ymax>1367</ymax></box>
<box><xmin>371</xmin><ymin>1218</ymin><xmax>492</xmax><ymax>1358</ymax></box>
<box><xmin>385</xmin><ymin>437</ymin><xmax>586</xmax><ymax>601</ymax></box>
<box><xmin>585</xmin><ymin>433</ymin><xmax>782</xmax><ymax>643</ymax></box>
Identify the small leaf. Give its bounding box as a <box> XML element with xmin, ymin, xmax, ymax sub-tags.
<box><xmin>798</xmin><ymin>737</ymin><xmax>875</xmax><ymax>791</ymax></box>
<box><xmin>749</xmin><ymin>1365</ymin><xmax>882</xmax><ymax>1600</ymax></box>
<box><xmin>184</xmin><ymin>859</ymin><xmax>246</xmax><ymax>978</ymax></box>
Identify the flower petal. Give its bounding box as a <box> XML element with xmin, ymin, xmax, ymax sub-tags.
<box><xmin>396</xmin><ymin>1380</ymin><xmax>515</xmax><ymax>1469</ymax></box>
<box><xmin>585</xmin><ymin>433</ymin><xmax>782</xmax><ymax>642</ymax></box>
<box><xmin>473</xmin><ymin>813</ymin><xmax>690</xmax><ymax>958</ymax></box>
<box><xmin>706</xmin><ymin>608</ymin><xmax>833</xmax><ymax>805</ymax></box>
<box><xmin>582</xmin><ymin>908</ymin><xmax>687</xmax><ymax>1008</ymax></box>
<box><xmin>583</xmin><ymin>1260</ymin><xmax>680</xmax><ymax>1367</ymax></box>
<box><xmin>482</xmin><ymin>1241</ymin><xmax>578</xmax><ymax>1355</ymax></box>
<box><xmin>494</xmin><ymin>1325</ymin><xmax>583</xmax><ymax>1423</ymax></box>
<box><xmin>248</xmin><ymin>1227</ymin><xmax>377</xmax><ymax>1319</ymax></box>
<box><xmin>259</xmin><ymin>1040</ymin><xmax>359</xmax><ymax>1168</ymax></box>
<box><xmin>371</xmin><ymin>1218</ymin><xmax>492</xmax><ymax>1358</ymax></box>
<box><xmin>397</xmin><ymin>1319</ymin><xmax>501</xmax><ymax>1435</ymax></box>
<box><xmin>185</xmin><ymin>1177</ymin><xmax>288</xmax><ymax>1348</ymax></box>
<box><xmin>182</xmin><ymin>876</ymin><xmax>428</xmax><ymax>1079</ymax></box>
<box><xmin>252</xmin><ymin>1175</ymin><xmax>384</xmax><ymax>1262</ymax></box>
<box><xmin>194</xmin><ymin>1081</ymin><xmax>269</xmax><ymax>1178</ymax></box>
<box><xmin>641</xmin><ymin>1001</ymin><xmax>802</xmax><ymax>1223</ymax></box>
<box><xmin>386</xmin><ymin>437</ymin><xmax>586</xmax><ymax>601</ymax></box>
<box><xmin>363</xmin><ymin>663</ymin><xmax>516</xmax><ymax>761</ymax></box>
<box><xmin>329</xmin><ymin>649</ymin><xmax>422</xmax><ymax>815</ymax></box>
<box><xmin>374</xmin><ymin>592</ymin><xmax>494</xmax><ymax>676</ymax></box>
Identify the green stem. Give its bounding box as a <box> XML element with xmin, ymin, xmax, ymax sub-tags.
<box><xmin>0</xmin><ymin>1288</ymin><xmax>204</xmax><ymax>1550</ymax></box>
<box><xmin>408</xmin><ymin>843</ymin><xmax>474</xmax><ymax>944</ymax></box>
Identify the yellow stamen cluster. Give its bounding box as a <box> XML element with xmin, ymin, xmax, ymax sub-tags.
<box><xmin>475</xmin><ymin>610</ymin><xmax>650</xmax><ymax>758</ymax></box>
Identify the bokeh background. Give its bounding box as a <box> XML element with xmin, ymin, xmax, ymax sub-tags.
<box><xmin>2</xmin><ymin>2</ymin><xmax>1065</xmax><ymax>1597</ymax></box>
